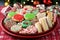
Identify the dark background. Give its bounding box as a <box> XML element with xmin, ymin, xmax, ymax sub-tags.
<box><xmin>0</xmin><ymin>0</ymin><xmax>60</xmax><ymax>6</ymax></box>
<box><xmin>10</xmin><ymin>0</ymin><xmax>59</xmax><ymax>6</ymax></box>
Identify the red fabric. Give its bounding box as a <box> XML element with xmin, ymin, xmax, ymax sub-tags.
<box><xmin>0</xmin><ymin>6</ymin><xmax>60</xmax><ymax>40</ymax></box>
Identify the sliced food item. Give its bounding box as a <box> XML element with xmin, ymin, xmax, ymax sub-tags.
<box><xmin>35</xmin><ymin>22</ymin><xmax>42</xmax><ymax>33</ymax></box>
<box><xmin>47</xmin><ymin>11</ymin><xmax>53</xmax><ymax>21</ymax></box>
<box><xmin>47</xmin><ymin>17</ymin><xmax>53</xmax><ymax>28</ymax></box>
<box><xmin>39</xmin><ymin>17</ymin><xmax>49</xmax><ymax>31</ymax></box>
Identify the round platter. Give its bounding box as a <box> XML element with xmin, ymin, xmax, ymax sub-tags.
<box><xmin>1</xmin><ymin>16</ymin><xmax>57</xmax><ymax>38</ymax></box>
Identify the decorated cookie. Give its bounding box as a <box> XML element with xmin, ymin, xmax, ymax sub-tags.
<box><xmin>24</xmin><ymin>13</ymin><xmax>35</xmax><ymax>20</ymax></box>
<box><xmin>22</xmin><ymin>20</ymin><xmax>32</xmax><ymax>28</ymax></box>
<box><xmin>4</xmin><ymin>18</ymin><xmax>16</xmax><ymax>29</ymax></box>
<box><xmin>8</xmin><ymin>12</ymin><xmax>16</xmax><ymax>18</ymax></box>
<box><xmin>4</xmin><ymin>17</ymin><xmax>11</xmax><ymax>23</ymax></box>
<box><xmin>12</xmin><ymin>14</ymin><xmax>24</xmax><ymax>22</ymax></box>
<box><xmin>11</xmin><ymin>24</ymin><xmax>22</xmax><ymax>32</ymax></box>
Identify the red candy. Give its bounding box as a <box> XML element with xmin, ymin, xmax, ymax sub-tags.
<box><xmin>13</xmin><ymin>14</ymin><xmax>24</xmax><ymax>21</ymax></box>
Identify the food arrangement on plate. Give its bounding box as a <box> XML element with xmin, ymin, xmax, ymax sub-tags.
<box><xmin>2</xmin><ymin>3</ymin><xmax>57</xmax><ymax>35</ymax></box>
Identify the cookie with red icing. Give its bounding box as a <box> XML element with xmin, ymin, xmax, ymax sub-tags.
<box><xmin>12</xmin><ymin>14</ymin><xmax>24</xmax><ymax>22</ymax></box>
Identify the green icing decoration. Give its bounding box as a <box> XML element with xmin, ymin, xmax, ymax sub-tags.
<box><xmin>22</xmin><ymin>20</ymin><xmax>32</xmax><ymax>28</ymax></box>
<box><xmin>24</xmin><ymin>13</ymin><xmax>35</xmax><ymax>20</ymax></box>
<box><xmin>8</xmin><ymin>12</ymin><xmax>16</xmax><ymax>17</ymax></box>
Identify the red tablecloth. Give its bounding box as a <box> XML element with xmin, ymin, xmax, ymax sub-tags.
<box><xmin>0</xmin><ymin>6</ymin><xmax>60</xmax><ymax>40</ymax></box>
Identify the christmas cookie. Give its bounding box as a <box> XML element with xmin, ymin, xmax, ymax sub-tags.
<box><xmin>24</xmin><ymin>13</ymin><xmax>35</xmax><ymax>20</ymax></box>
<box><xmin>22</xmin><ymin>20</ymin><xmax>32</xmax><ymax>28</ymax></box>
<box><xmin>12</xmin><ymin>14</ymin><xmax>24</xmax><ymax>22</ymax></box>
<box><xmin>11</xmin><ymin>24</ymin><xmax>22</xmax><ymax>32</ymax></box>
<box><xmin>4</xmin><ymin>18</ymin><xmax>16</xmax><ymax>29</ymax></box>
<box><xmin>8</xmin><ymin>12</ymin><xmax>16</xmax><ymax>18</ymax></box>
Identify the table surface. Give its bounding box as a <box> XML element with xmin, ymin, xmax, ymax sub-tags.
<box><xmin>0</xmin><ymin>6</ymin><xmax>60</xmax><ymax>40</ymax></box>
